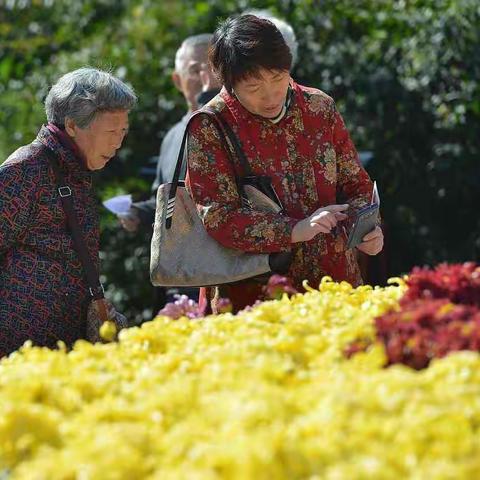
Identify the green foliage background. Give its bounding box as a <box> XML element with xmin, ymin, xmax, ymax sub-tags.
<box><xmin>1</xmin><ymin>0</ymin><xmax>479</xmax><ymax>322</ymax></box>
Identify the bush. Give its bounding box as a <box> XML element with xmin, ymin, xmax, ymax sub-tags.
<box><xmin>1</xmin><ymin>0</ymin><xmax>478</xmax><ymax>320</ymax></box>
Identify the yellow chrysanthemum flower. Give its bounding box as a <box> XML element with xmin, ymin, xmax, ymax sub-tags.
<box><xmin>1</xmin><ymin>278</ymin><xmax>480</xmax><ymax>479</ymax></box>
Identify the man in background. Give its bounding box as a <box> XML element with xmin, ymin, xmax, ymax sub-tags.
<box><xmin>119</xmin><ymin>34</ymin><xmax>219</xmax><ymax>305</ymax></box>
<box><xmin>120</xmin><ymin>33</ymin><xmax>216</xmax><ymax>233</ymax></box>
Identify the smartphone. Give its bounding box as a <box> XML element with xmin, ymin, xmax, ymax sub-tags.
<box><xmin>346</xmin><ymin>203</ymin><xmax>379</xmax><ymax>249</ymax></box>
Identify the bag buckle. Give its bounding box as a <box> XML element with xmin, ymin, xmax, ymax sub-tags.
<box><xmin>89</xmin><ymin>284</ymin><xmax>105</xmax><ymax>298</ymax></box>
<box><xmin>58</xmin><ymin>186</ymin><xmax>72</xmax><ymax>197</ymax></box>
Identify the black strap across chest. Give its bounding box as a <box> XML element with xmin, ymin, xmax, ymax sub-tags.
<box><xmin>43</xmin><ymin>147</ymin><xmax>104</xmax><ymax>301</ymax></box>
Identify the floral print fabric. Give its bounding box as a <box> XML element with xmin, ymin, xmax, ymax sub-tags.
<box><xmin>186</xmin><ymin>81</ymin><xmax>374</xmax><ymax>311</ymax></box>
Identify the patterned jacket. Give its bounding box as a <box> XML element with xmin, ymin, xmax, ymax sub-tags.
<box><xmin>0</xmin><ymin>126</ymin><xmax>99</xmax><ymax>356</ymax></box>
<box><xmin>186</xmin><ymin>81</ymin><xmax>374</xmax><ymax>312</ymax></box>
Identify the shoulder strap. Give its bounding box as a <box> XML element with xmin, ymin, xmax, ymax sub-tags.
<box><xmin>166</xmin><ymin>107</ymin><xmax>253</xmax><ymax>228</ymax></box>
<box><xmin>202</xmin><ymin>106</ymin><xmax>254</xmax><ymax>177</ymax></box>
<box><xmin>43</xmin><ymin>147</ymin><xmax>105</xmax><ymax>302</ymax></box>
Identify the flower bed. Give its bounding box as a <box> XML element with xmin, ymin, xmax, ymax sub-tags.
<box><xmin>1</xmin><ymin>271</ymin><xmax>480</xmax><ymax>479</ymax></box>
<box><xmin>347</xmin><ymin>263</ymin><xmax>480</xmax><ymax>370</ymax></box>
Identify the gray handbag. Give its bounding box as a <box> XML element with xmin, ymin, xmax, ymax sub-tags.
<box><xmin>150</xmin><ymin>107</ymin><xmax>291</xmax><ymax>287</ymax></box>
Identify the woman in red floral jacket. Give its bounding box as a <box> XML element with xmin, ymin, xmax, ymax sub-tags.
<box><xmin>186</xmin><ymin>14</ymin><xmax>384</xmax><ymax>313</ymax></box>
<box><xmin>0</xmin><ymin>68</ymin><xmax>136</xmax><ymax>356</ymax></box>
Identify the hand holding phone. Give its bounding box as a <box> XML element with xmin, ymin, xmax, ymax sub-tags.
<box><xmin>344</xmin><ymin>181</ymin><xmax>381</xmax><ymax>249</ymax></box>
<box><xmin>346</xmin><ymin>203</ymin><xmax>380</xmax><ymax>250</ymax></box>
<box><xmin>356</xmin><ymin>225</ymin><xmax>384</xmax><ymax>255</ymax></box>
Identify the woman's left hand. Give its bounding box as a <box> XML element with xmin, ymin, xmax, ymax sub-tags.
<box><xmin>356</xmin><ymin>226</ymin><xmax>384</xmax><ymax>255</ymax></box>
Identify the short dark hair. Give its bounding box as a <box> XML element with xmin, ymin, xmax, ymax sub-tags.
<box><xmin>209</xmin><ymin>14</ymin><xmax>292</xmax><ymax>92</ymax></box>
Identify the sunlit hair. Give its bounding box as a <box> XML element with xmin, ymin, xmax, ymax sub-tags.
<box><xmin>242</xmin><ymin>9</ymin><xmax>298</xmax><ymax>66</ymax></box>
<box><xmin>175</xmin><ymin>33</ymin><xmax>213</xmax><ymax>74</ymax></box>
<box><xmin>209</xmin><ymin>14</ymin><xmax>292</xmax><ymax>93</ymax></box>
<box><xmin>45</xmin><ymin>67</ymin><xmax>137</xmax><ymax>129</ymax></box>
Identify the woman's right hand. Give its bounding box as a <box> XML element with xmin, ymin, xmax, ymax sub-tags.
<box><xmin>291</xmin><ymin>204</ymin><xmax>349</xmax><ymax>243</ymax></box>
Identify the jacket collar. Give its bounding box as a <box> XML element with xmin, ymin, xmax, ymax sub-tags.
<box><xmin>36</xmin><ymin>124</ymin><xmax>90</xmax><ymax>174</ymax></box>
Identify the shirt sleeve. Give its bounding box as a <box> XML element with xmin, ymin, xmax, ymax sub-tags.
<box><xmin>185</xmin><ymin>114</ymin><xmax>297</xmax><ymax>254</ymax></box>
<box><xmin>332</xmin><ymin>103</ymin><xmax>374</xmax><ymax>210</ymax></box>
<box><xmin>0</xmin><ymin>161</ymin><xmax>38</xmax><ymax>253</ymax></box>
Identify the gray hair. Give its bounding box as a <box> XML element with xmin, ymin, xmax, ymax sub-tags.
<box><xmin>174</xmin><ymin>33</ymin><xmax>213</xmax><ymax>73</ymax></box>
<box><xmin>243</xmin><ymin>9</ymin><xmax>298</xmax><ymax>67</ymax></box>
<box><xmin>45</xmin><ymin>67</ymin><xmax>137</xmax><ymax>129</ymax></box>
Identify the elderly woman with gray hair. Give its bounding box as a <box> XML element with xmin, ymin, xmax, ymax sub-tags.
<box><xmin>0</xmin><ymin>67</ymin><xmax>136</xmax><ymax>357</ymax></box>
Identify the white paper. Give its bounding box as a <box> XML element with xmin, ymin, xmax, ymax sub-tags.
<box><xmin>102</xmin><ymin>194</ymin><xmax>132</xmax><ymax>216</ymax></box>
<box><xmin>371</xmin><ymin>181</ymin><xmax>380</xmax><ymax>206</ymax></box>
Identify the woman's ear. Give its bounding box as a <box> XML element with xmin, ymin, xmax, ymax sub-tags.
<box><xmin>64</xmin><ymin>117</ymin><xmax>77</xmax><ymax>137</ymax></box>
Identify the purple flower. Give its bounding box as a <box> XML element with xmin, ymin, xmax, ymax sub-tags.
<box><xmin>157</xmin><ymin>295</ymin><xmax>206</xmax><ymax>320</ymax></box>
<box><xmin>216</xmin><ymin>297</ymin><xmax>233</xmax><ymax>314</ymax></box>
<box><xmin>263</xmin><ymin>274</ymin><xmax>298</xmax><ymax>300</ymax></box>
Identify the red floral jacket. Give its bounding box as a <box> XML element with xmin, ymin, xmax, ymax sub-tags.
<box><xmin>186</xmin><ymin>81</ymin><xmax>374</xmax><ymax>312</ymax></box>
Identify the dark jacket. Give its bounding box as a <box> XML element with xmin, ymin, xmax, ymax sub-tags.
<box><xmin>133</xmin><ymin>88</ymin><xmax>221</xmax><ymax>227</ymax></box>
<box><xmin>0</xmin><ymin>126</ymin><xmax>99</xmax><ymax>355</ymax></box>
<box><xmin>133</xmin><ymin>113</ymin><xmax>191</xmax><ymax>227</ymax></box>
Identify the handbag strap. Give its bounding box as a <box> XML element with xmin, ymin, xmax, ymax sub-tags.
<box><xmin>202</xmin><ymin>106</ymin><xmax>254</xmax><ymax>177</ymax></box>
<box><xmin>166</xmin><ymin>107</ymin><xmax>253</xmax><ymax>228</ymax></box>
<box><xmin>44</xmin><ymin>147</ymin><xmax>106</xmax><ymax>305</ymax></box>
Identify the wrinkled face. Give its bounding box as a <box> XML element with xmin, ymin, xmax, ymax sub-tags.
<box><xmin>66</xmin><ymin>110</ymin><xmax>129</xmax><ymax>170</ymax></box>
<box><xmin>175</xmin><ymin>45</ymin><xmax>209</xmax><ymax>111</ymax></box>
<box><xmin>233</xmin><ymin>68</ymin><xmax>291</xmax><ymax>119</ymax></box>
